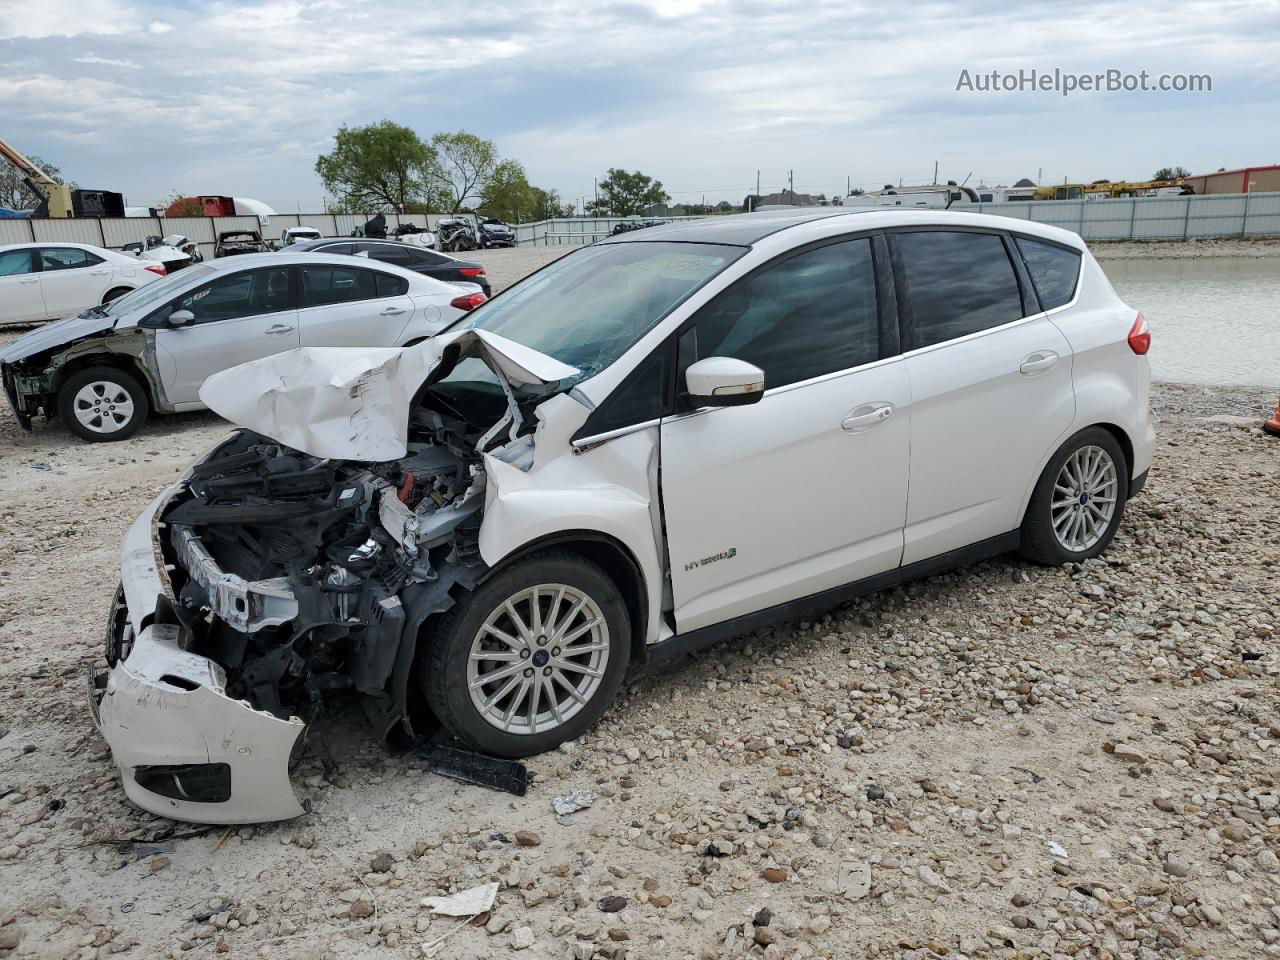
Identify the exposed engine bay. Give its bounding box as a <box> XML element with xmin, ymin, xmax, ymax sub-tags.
<box><xmin>153</xmin><ymin>385</ymin><xmax>518</xmax><ymax>742</ymax></box>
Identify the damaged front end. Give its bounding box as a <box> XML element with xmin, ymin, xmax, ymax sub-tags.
<box><xmin>92</xmin><ymin>331</ymin><xmax>578</xmax><ymax>823</ymax></box>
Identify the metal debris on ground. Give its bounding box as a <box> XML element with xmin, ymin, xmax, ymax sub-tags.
<box><xmin>552</xmin><ymin>788</ymin><xmax>596</xmax><ymax>816</ymax></box>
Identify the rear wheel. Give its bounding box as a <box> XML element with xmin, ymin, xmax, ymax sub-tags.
<box><xmin>1020</xmin><ymin>427</ymin><xmax>1128</xmax><ymax>565</ymax></box>
<box><xmin>57</xmin><ymin>366</ymin><xmax>150</xmax><ymax>442</ymax></box>
<box><xmin>102</xmin><ymin>286</ymin><xmax>131</xmax><ymax>304</ymax></box>
<box><xmin>420</xmin><ymin>551</ymin><xmax>630</xmax><ymax>757</ymax></box>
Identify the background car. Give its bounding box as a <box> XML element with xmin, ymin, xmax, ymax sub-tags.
<box><xmin>215</xmin><ymin>230</ymin><xmax>268</xmax><ymax>257</ymax></box>
<box><xmin>0</xmin><ymin>241</ymin><xmax>164</xmax><ymax>325</ymax></box>
<box><xmin>0</xmin><ymin>253</ymin><xmax>486</xmax><ymax>441</ymax></box>
<box><xmin>281</xmin><ymin>237</ymin><xmax>491</xmax><ymax>296</ymax></box>
<box><xmin>477</xmin><ymin>218</ymin><xmax>515</xmax><ymax>248</ymax></box>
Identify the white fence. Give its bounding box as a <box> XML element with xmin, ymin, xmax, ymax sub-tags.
<box><xmin>970</xmin><ymin>191</ymin><xmax>1280</xmax><ymax>241</ymax></box>
<box><xmin>3</xmin><ymin>193</ymin><xmax>1277</xmax><ymax>258</ymax></box>
<box><xmin>513</xmin><ymin>192</ymin><xmax>1280</xmax><ymax>246</ymax></box>
<box><xmin>0</xmin><ymin>212</ymin><xmax>451</xmax><ymax>262</ymax></box>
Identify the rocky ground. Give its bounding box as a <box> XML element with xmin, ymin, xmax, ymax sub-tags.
<box><xmin>1089</xmin><ymin>237</ymin><xmax>1280</xmax><ymax>260</ymax></box>
<box><xmin>0</xmin><ymin>250</ymin><xmax>1278</xmax><ymax>960</ymax></box>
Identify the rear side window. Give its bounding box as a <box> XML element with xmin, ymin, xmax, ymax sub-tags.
<box><xmin>302</xmin><ymin>266</ymin><xmax>379</xmax><ymax>306</ymax></box>
<box><xmin>375</xmin><ymin>272</ymin><xmax>408</xmax><ymax>297</ymax></box>
<box><xmin>1016</xmin><ymin>237</ymin><xmax>1081</xmax><ymax>310</ymax></box>
<box><xmin>896</xmin><ymin>231</ymin><xmax>1024</xmax><ymax>349</ymax></box>
<box><xmin>40</xmin><ymin>247</ymin><xmax>103</xmax><ymax>270</ymax></box>
<box><xmin>316</xmin><ymin>243</ymin><xmax>354</xmax><ymax>256</ymax></box>
<box><xmin>360</xmin><ymin>243</ymin><xmax>412</xmax><ymax>266</ymax></box>
<box><xmin>691</xmin><ymin>237</ymin><xmax>879</xmax><ymax>390</ymax></box>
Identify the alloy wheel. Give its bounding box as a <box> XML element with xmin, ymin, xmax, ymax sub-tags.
<box><xmin>1051</xmin><ymin>444</ymin><xmax>1119</xmax><ymax>552</ymax></box>
<box><xmin>467</xmin><ymin>583</ymin><xmax>610</xmax><ymax>735</ymax></box>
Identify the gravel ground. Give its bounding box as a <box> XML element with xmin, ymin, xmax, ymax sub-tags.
<box><xmin>0</xmin><ymin>249</ymin><xmax>1278</xmax><ymax>960</ymax></box>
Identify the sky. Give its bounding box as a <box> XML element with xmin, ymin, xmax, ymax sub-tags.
<box><xmin>1</xmin><ymin>0</ymin><xmax>1278</xmax><ymax>213</ymax></box>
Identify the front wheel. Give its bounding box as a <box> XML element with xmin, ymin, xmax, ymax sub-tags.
<box><xmin>420</xmin><ymin>551</ymin><xmax>630</xmax><ymax>757</ymax></box>
<box><xmin>1020</xmin><ymin>427</ymin><xmax>1128</xmax><ymax>565</ymax></box>
<box><xmin>57</xmin><ymin>366</ymin><xmax>150</xmax><ymax>442</ymax></box>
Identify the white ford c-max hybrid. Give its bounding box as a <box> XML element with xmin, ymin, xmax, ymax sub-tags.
<box><xmin>93</xmin><ymin>209</ymin><xmax>1154</xmax><ymax>822</ymax></box>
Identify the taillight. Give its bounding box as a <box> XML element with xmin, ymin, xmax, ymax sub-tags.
<box><xmin>458</xmin><ymin>267</ymin><xmax>486</xmax><ymax>278</ymax></box>
<box><xmin>1127</xmin><ymin>311</ymin><xmax>1150</xmax><ymax>355</ymax></box>
<box><xmin>450</xmin><ymin>292</ymin><xmax>488</xmax><ymax>311</ymax></box>
<box><xmin>144</xmin><ymin>263</ymin><xmax>167</xmax><ymax>276</ymax></box>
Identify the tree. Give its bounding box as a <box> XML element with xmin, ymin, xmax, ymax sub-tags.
<box><xmin>587</xmin><ymin>168</ymin><xmax>669</xmax><ymax>216</ymax></box>
<box><xmin>0</xmin><ymin>153</ymin><xmax>74</xmax><ymax>210</ymax></box>
<box><xmin>1013</xmin><ymin>177</ymin><xmax>1036</xmax><ymax>187</ymax></box>
<box><xmin>430</xmin><ymin>131</ymin><xmax>498</xmax><ymax>212</ymax></box>
<box><xmin>315</xmin><ymin>121</ymin><xmax>440</xmax><ymax>213</ymax></box>
<box><xmin>1153</xmin><ymin>166</ymin><xmax>1191</xmax><ymax>181</ymax></box>
<box><xmin>530</xmin><ymin>187</ymin><xmax>575</xmax><ymax>220</ymax></box>
<box><xmin>477</xmin><ymin>159</ymin><xmax>538</xmax><ymax>222</ymax></box>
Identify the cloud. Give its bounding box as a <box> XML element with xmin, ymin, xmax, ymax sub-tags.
<box><xmin>1</xmin><ymin>0</ymin><xmax>1277</xmax><ymax>209</ymax></box>
<box><xmin>73</xmin><ymin>54</ymin><xmax>142</xmax><ymax>68</ymax></box>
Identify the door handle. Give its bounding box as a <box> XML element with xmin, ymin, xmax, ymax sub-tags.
<box><xmin>1019</xmin><ymin>351</ymin><xmax>1059</xmax><ymax>376</ymax></box>
<box><xmin>842</xmin><ymin>403</ymin><xmax>894</xmax><ymax>432</ymax></box>
<box><xmin>19</xmin><ymin>278</ymin><xmax>38</xmax><ymax>284</ymax></box>
<box><xmin>264</xmin><ymin>324</ymin><xmax>295</xmax><ymax>335</ymax></box>
<box><xmin>380</xmin><ymin>307</ymin><xmax>406</xmax><ymax>316</ymax></box>
<box><xmin>90</xmin><ymin>269</ymin><xmax>110</xmax><ymax>276</ymax></box>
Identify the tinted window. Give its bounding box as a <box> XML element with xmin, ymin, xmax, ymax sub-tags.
<box><xmin>316</xmin><ymin>242</ymin><xmax>354</xmax><ymax>256</ymax></box>
<box><xmin>896</xmin><ymin>231</ymin><xmax>1023</xmax><ymax>349</ymax></box>
<box><xmin>0</xmin><ymin>249</ymin><xmax>33</xmax><ymax>276</ymax></box>
<box><xmin>691</xmin><ymin>238</ymin><xmax>879</xmax><ymax>390</ymax></box>
<box><xmin>408</xmin><ymin>248</ymin><xmax>447</xmax><ymax>266</ymax></box>
<box><xmin>176</xmin><ymin>267</ymin><xmax>291</xmax><ymax>323</ymax></box>
<box><xmin>587</xmin><ymin>346</ymin><xmax>669</xmax><ymax>435</ymax></box>
<box><xmin>1017</xmin><ymin>237</ymin><xmax>1081</xmax><ymax>310</ymax></box>
<box><xmin>40</xmin><ymin>247</ymin><xmax>103</xmax><ymax>270</ymax></box>
<box><xmin>375</xmin><ymin>272</ymin><xmax>408</xmax><ymax>297</ymax></box>
<box><xmin>360</xmin><ymin>243</ymin><xmax>412</xmax><ymax>266</ymax></box>
<box><xmin>302</xmin><ymin>266</ymin><xmax>380</xmax><ymax>306</ymax></box>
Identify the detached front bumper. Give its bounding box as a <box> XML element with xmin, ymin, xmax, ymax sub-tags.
<box><xmin>92</xmin><ymin>490</ymin><xmax>308</xmax><ymax>825</ymax></box>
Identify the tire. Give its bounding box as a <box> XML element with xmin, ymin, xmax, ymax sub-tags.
<box><xmin>1019</xmin><ymin>427</ymin><xmax>1129</xmax><ymax>565</ymax></box>
<box><xmin>57</xmin><ymin>366</ymin><xmax>150</xmax><ymax>442</ymax></box>
<box><xmin>420</xmin><ymin>550</ymin><xmax>630</xmax><ymax>757</ymax></box>
<box><xmin>102</xmin><ymin>286</ymin><xmax>131</xmax><ymax>304</ymax></box>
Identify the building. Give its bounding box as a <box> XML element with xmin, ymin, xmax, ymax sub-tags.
<box><xmin>1182</xmin><ymin>165</ymin><xmax>1280</xmax><ymax>195</ymax></box>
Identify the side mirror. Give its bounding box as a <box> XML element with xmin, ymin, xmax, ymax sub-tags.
<box><xmin>684</xmin><ymin>357</ymin><xmax>765</xmax><ymax>407</ymax></box>
<box><xmin>168</xmin><ymin>310</ymin><xmax>194</xmax><ymax>328</ymax></box>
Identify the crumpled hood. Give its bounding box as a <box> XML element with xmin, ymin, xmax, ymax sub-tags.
<box><xmin>198</xmin><ymin>328</ymin><xmax>579</xmax><ymax>461</ymax></box>
<box><xmin>0</xmin><ymin>312</ymin><xmax>117</xmax><ymax>364</ymax></box>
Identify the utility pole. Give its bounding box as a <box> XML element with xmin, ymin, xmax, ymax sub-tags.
<box><xmin>593</xmin><ymin>179</ymin><xmax>598</xmax><ymax>213</ymax></box>
<box><xmin>788</xmin><ymin>169</ymin><xmax>794</xmax><ymax>205</ymax></box>
<box><xmin>756</xmin><ymin>169</ymin><xmax>761</xmax><ymax>206</ymax></box>
<box><xmin>933</xmin><ymin>160</ymin><xmax>939</xmax><ymax>185</ymax></box>
<box><xmin>1037</xmin><ymin>166</ymin><xmax>1043</xmax><ymax>184</ymax></box>
<box><xmin>846</xmin><ymin>175</ymin><xmax>851</xmax><ymax>197</ymax></box>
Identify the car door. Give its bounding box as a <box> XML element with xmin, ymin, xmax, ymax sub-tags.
<box><xmin>297</xmin><ymin>263</ymin><xmax>418</xmax><ymax>347</ymax></box>
<box><xmin>0</xmin><ymin>249</ymin><xmax>46</xmax><ymax>323</ymax></box>
<box><xmin>150</xmin><ymin>265</ymin><xmax>298</xmax><ymax>404</ymax></box>
<box><xmin>37</xmin><ymin>247</ymin><xmax>111</xmax><ymax>318</ymax></box>
<box><xmin>660</xmin><ymin>235</ymin><xmax>911</xmax><ymax>633</ymax></box>
<box><xmin>890</xmin><ymin>228</ymin><xmax>1075</xmax><ymax>564</ymax></box>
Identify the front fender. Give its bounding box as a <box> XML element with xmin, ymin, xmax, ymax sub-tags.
<box><xmin>478</xmin><ymin>427</ymin><xmax>665</xmax><ymax>646</ymax></box>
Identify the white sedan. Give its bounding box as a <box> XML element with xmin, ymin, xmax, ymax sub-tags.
<box><xmin>0</xmin><ymin>241</ymin><xmax>165</xmax><ymax>325</ymax></box>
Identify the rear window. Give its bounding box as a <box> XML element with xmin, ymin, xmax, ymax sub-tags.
<box><xmin>1016</xmin><ymin>237</ymin><xmax>1081</xmax><ymax>310</ymax></box>
<box><xmin>896</xmin><ymin>231</ymin><xmax>1024</xmax><ymax>349</ymax></box>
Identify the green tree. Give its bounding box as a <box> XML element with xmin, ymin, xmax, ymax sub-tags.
<box><xmin>0</xmin><ymin>153</ymin><xmax>74</xmax><ymax>210</ymax></box>
<box><xmin>430</xmin><ymin>131</ymin><xmax>498</xmax><ymax>212</ymax></box>
<box><xmin>588</xmin><ymin>169</ymin><xmax>669</xmax><ymax>216</ymax></box>
<box><xmin>1153</xmin><ymin>166</ymin><xmax>1191</xmax><ymax>181</ymax></box>
<box><xmin>478</xmin><ymin>159</ymin><xmax>538</xmax><ymax>222</ymax></box>
<box><xmin>315</xmin><ymin>120</ymin><xmax>440</xmax><ymax>213</ymax></box>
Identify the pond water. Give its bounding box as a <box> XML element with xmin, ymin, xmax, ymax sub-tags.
<box><xmin>1101</xmin><ymin>257</ymin><xmax>1279</xmax><ymax>387</ymax></box>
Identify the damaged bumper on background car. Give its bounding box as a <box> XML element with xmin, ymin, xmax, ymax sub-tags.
<box><xmin>91</xmin><ymin>330</ymin><xmax>580</xmax><ymax>823</ymax></box>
